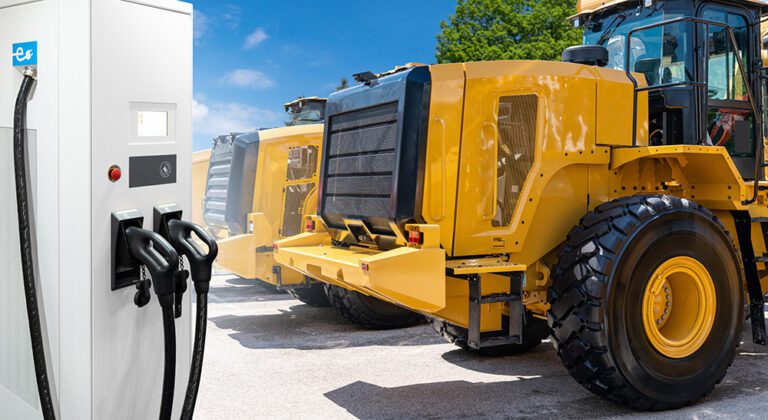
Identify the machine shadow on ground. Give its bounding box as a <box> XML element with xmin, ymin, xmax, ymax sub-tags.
<box><xmin>208</xmin><ymin>276</ymin><xmax>294</xmax><ymax>304</ymax></box>
<box><xmin>209</xmin><ymin>275</ymin><xmax>443</xmax><ymax>350</ymax></box>
<box><xmin>208</xmin><ymin>308</ymin><xmax>440</xmax><ymax>351</ymax></box>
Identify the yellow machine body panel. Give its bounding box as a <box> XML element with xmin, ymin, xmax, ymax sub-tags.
<box><xmin>452</xmin><ymin>60</ymin><xmax>646</xmax><ymax>257</ymax></box>
<box><xmin>191</xmin><ymin>149</ymin><xmax>211</xmax><ymax>228</ymax></box>
<box><xmin>763</xmin><ymin>22</ymin><xmax>768</xmax><ymax>67</ymax></box>
<box><xmin>421</xmin><ymin>63</ymin><xmax>465</xmax><ymax>256</ymax></box>
<box><xmin>215</xmin><ymin>124</ymin><xmax>323</xmax><ymax>285</ymax></box>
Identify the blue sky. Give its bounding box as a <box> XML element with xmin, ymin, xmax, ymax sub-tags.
<box><xmin>189</xmin><ymin>1</ymin><xmax>457</xmax><ymax>150</ymax></box>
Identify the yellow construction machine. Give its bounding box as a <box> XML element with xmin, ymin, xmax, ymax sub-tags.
<box><xmin>275</xmin><ymin>0</ymin><xmax>768</xmax><ymax>409</ymax></box>
<box><xmin>200</xmin><ymin>97</ymin><xmax>422</xmax><ymax>328</ymax></box>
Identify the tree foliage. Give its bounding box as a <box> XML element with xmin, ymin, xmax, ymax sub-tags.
<box><xmin>336</xmin><ymin>77</ymin><xmax>349</xmax><ymax>91</ymax></box>
<box><xmin>436</xmin><ymin>0</ymin><xmax>583</xmax><ymax>63</ymax></box>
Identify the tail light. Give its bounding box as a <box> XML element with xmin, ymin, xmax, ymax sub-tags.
<box><xmin>408</xmin><ymin>229</ymin><xmax>423</xmax><ymax>246</ymax></box>
<box><xmin>305</xmin><ymin>218</ymin><xmax>316</xmax><ymax>232</ymax></box>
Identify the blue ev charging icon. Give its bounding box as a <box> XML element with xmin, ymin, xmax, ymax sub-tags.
<box><xmin>12</xmin><ymin>41</ymin><xmax>37</xmax><ymax>68</ymax></box>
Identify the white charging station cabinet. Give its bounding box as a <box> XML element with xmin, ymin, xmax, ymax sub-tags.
<box><xmin>0</xmin><ymin>1</ymin><xmax>193</xmax><ymax>418</ymax></box>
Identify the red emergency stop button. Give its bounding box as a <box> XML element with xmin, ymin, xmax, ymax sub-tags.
<box><xmin>108</xmin><ymin>165</ymin><xmax>122</xmax><ymax>182</ymax></box>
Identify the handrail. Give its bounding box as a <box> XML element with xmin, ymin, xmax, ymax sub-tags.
<box><xmin>622</xmin><ymin>16</ymin><xmax>763</xmax><ymax>205</ymax></box>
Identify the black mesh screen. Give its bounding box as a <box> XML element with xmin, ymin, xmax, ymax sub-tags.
<box><xmin>493</xmin><ymin>95</ymin><xmax>537</xmax><ymax>228</ymax></box>
<box><xmin>323</xmin><ymin>102</ymin><xmax>398</xmax><ymax>225</ymax></box>
<box><xmin>281</xmin><ymin>183</ymin><xmax>316</xmax><ymax>237</ymax></box>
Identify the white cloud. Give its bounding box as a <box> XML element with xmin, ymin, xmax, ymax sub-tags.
<box><xmin>193</xmin><ymin>98</ymin><xmax>283</xmax><ymax>138</ymax></box>
<box><xmin>220</xmin><ymin>69</ymin><xmax>275</xmax><ymax>90</ymax></box>
<box><xmin>192</xmin><ymin>99</ymin><xmax>210</xmax><ymax>121</ymax></box>
<box><xmin>244</xmin><ymin>28</ymin><xmax>269</xmax><ymax>49</ymax></box>
<box><xmin>193</xmin><ymin>10</ymin><xmax>209</xmax><ymax>42</ymax></box>
<box><xmin>221</xmin><ymin>4</ymin><xmax>241</xmax><ymax>30</ymax></box>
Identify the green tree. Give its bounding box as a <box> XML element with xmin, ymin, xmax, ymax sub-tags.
<box><xmin>436</xmin><ymin>0</ymin><xmax>582</xmax><ymax>63</ymax></box>
<box><xmin>336</xmin><ymin>77</ymin><xmax>349</xmax><ymax>91</ymax></box>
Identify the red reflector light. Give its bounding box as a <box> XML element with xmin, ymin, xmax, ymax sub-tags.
<box><xmin>306</xmin><ymin>218</ymin><xmax>316</xmax><ymax>232</ymax></box>
<box><xmin>361</xmin><ymin>262</ymin><xmax>369</xmax><ymax>271</ymax></box>
<box><xmin>273</xmin><ymin>243</ymin><xmax>279</xmax><ymax>251</ymax></box>
<box><xmin>408</xmin><ymin>230</ymin><xmax>423</xmax><ymax>245</ymax></box>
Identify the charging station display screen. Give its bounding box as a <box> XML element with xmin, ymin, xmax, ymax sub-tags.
<box><xmin>137</xmin><ymin>110</ymin><xmax>169</xmax><ymax>137</ymax></box>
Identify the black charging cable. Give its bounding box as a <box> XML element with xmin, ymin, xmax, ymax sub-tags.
<box><xmin>166</xmin><ymin>219</ymin><xmax>218</xmax><ymax>420</ymax></box>
<box><xmin>125</xmin><ymin>227</ymin><xmax>180</xmax><ymax>420</ymax></box>
<box><xmin>14</xmin><ymin>68</ymin><xmax>57</xmax><ymax>420</ymax></box>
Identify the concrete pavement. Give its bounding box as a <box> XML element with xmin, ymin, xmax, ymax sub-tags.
<box><xmin>196</xmin><ymin>275</ymin><xmax>768</xmax><ymax>419</ymax></box>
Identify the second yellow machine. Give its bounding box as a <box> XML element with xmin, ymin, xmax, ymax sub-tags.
<box><xmin>200</xmin><ymin>97</ymin><xmax>422</xmax><ymax>328</ymax></box>
<box><xmin>276</xmin><ymin>0</ymin><xmax>768</xmax><ymax>410</ymax></box>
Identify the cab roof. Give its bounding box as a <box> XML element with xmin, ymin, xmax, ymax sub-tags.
<box><xmin>577</xmin><ymin>0</ymin><xmax>768</xmax><ymax>16</ymax></box>
<box><xmin>283</xmin><ymin>96</ymin><xmax>327</xmax><ymax>112</ymax></box>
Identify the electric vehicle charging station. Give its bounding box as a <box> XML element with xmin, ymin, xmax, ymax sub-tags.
<box><xmin>0</xmin><ymin>1</ymin><xmax>215</xmax><ymax>419</ymax></box>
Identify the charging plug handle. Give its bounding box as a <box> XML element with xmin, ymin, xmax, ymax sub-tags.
<box><xmin>125</xmin><ymin>227</ymin><xmax>179</xmax><ymax>308</ymax></box>
<box><xmin>168</xmin><ymin>220</ymin><xmax>218</xmax><ymax>294</ymax></box>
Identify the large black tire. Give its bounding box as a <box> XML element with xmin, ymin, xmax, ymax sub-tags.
<box><xmin>433</xmin><ymin>312</ymin><xmax>551</xmax><ymax>356</ymax></box>
<box><xmin>288</xmin><ymin>281</ymin><xmax>331</xmax><ymax>307</ymax></box>
<box><xmin>325</xmin><ymin>285</ymin><xmax>424</xmax><ymax>330</ymax></box>
<box><xmin>548</xmin><ymin>195</ymin><xmax>743</xmax><ymax>410</ymax></box>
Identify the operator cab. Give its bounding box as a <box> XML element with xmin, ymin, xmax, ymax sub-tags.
<box><xmin>284</xmin><ymin>96</ymin><xmax>327</xmax><ymax>126</ymax></box>
<box><xmin>575</xmin><ymin>0</ymin><xmax>767</xmax><ymax>179</ymax></box>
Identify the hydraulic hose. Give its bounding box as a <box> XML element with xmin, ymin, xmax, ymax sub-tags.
<box><xmin>14</xmin><ymin>69</ymin><xmax>56</xmax><ymax>420</ymax></box>
<box><xmin>160</xmin><ymin>305</ymin><xmax>177</xmax><ymax>420</ymax></box>
<box><xmin>181</xmin><ymin>293</ymin><xmax>207</xmax><ymax>419</ymax></box>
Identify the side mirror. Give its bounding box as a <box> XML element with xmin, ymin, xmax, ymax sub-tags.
<box><xmin>562</xmin><ymin>45</ymin><xmax>609</xmax><ymax>67</ymax></box>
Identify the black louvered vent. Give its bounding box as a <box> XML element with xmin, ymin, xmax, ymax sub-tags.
<box><xmin>202</xmin><ymin>135</ymin><xmax>235</xmax><ymax>229</ymax></box>
<box><xmin>323</xmin><ymin>102</ymin><xmax>398</xmax><ymax>222</ymax></box>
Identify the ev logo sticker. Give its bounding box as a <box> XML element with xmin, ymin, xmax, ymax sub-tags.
<box><xmin>12</xmin><ymin>41</ymin><xmax>37</xmax><ymax>67</ymax></box>
<box><xmin>159</xmin><ymin>161</ymin><xmax>173</xmax><ymax>178</ymax></box>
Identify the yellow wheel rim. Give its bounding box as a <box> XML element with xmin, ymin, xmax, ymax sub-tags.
<box><xmin>642</xmin><ymin>256</ymin><xmax>716</xmax><ymax>359</ymax></box>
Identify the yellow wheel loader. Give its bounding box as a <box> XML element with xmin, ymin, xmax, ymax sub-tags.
<box><xmin>200</xmin><ymin>97</ymin><xmax>422</xmax><ymax>328</ymax></box>
<box><xmin>275</xmin><ymin>0</ymin><xmax>768</xmax><ymax>409</ymax></box>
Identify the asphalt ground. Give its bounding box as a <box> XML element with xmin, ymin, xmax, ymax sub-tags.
<box><xmin>196</xmin><ymin>274</ymin><xmax>768</xmax><ymax>419</ymax></box>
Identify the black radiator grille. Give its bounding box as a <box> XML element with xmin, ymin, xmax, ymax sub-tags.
<box><xmin>203</xmin><ymin>135</ymin><xmax>234</xmax><ymax>228</ymax></box>
<box><xmin>323</xmin><ymin>102</ymin><xmax>399</xmax><ymax>222</ymax></box>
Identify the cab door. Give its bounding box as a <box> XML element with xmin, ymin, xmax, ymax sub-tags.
<box><xmin>700</xmin><ymin>4</ymin><xmax>760</xmax><ymax>178</ymax></box>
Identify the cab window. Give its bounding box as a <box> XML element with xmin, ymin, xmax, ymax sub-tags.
<box><xmin>705</xmin><ymin>9</ymin><xmax>749</xmax><ymax>101</ymax></box>
<box><xmin>583</xmin><ymin>4</ymin><xmax>694</xmax><ymax>87</ymax></box>
<box><xmin>703</xmin><ymin>7</ymin><xmax>754</xmax><ymax>155</ymax></box>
